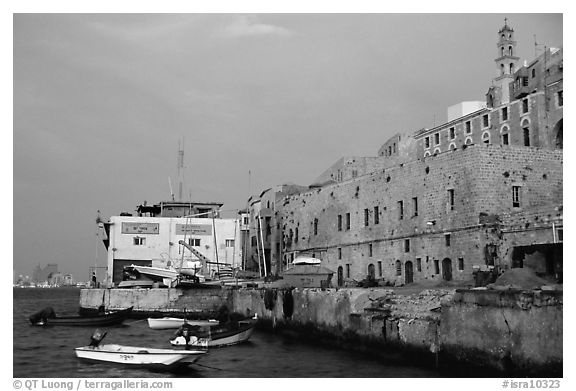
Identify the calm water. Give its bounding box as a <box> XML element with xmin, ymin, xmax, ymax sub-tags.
<box><xmin>13</xmin><ymin>288</ymin><xmax>439</xmax><ymax>378</ymax></box>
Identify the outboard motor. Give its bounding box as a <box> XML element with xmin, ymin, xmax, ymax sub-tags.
<box><xmin>29</xmin><ymin>307</ymin><xmax>56</xmax><ymax>325</ymax></box>
<box><xmin>89</xmin><ymin>329</ymin><xmax>107</xmax><ymax>348</ymax></box>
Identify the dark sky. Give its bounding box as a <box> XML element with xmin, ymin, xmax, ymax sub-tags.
<box><xmin>13</xmin><ymin>13</ymin><xmax>563</xmax><ymax>281</ymax></box>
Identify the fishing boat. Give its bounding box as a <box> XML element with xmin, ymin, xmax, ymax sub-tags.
<box><xmin>131</xmin><ymin>265</ymin><xmax>179</xmax><ymax>281</ymax></box>
<box><xmin>29</xmin><ymin>307</ymin><xmax>133</xmax><ymax>327</ymax></box>
<box><xmin>148</xmin><ymin>317</ymin><xmax>219</xmax><ymax>330</ymax></box>
<box><xmin>170</xmin><ymin>315</ymin><xmax>257</xmax><ymax>348</ymax></box>
<box><xmin>75</xmin><ymin>329</ymin><xmax>206</xmax><ymax>370</ymax></box>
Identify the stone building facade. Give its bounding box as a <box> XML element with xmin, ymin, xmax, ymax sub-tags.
<box><xmin>245</xmin><ymin>21</ymin><xmax>563</xmax><ymax>285</ymax></box>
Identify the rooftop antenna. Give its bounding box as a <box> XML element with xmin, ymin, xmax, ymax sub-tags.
<box><xmin>177</xmin><ymin>138</ymin><xmax>185</xmax><ymax>201</ymax></box>
<box><xmin>168</xmin><ymin>177</ymin><xmax>175</xmax><ymax>201</ymax></box>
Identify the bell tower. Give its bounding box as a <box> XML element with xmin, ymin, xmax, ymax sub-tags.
<box><xmin>493</xmin><ymin>18</ymin><xmax>519</xmax><ymax>104</ymax></box>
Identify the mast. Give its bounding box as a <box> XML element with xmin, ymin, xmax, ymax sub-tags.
<box><xmin>177</xmin><ymin>138</ymin><xmax>184</xmax><ymax>201</ymax></box>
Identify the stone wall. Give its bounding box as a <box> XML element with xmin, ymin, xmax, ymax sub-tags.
<box><xmin>440</xmin><ymin>289</ymin><xmax>562</xmax><ymax>375</ymax></box>
<box><xmin>281</xmin><ymin>145</ymin><xmax>562</xmax><ymax>283</ymax></box>
<box><xmin>80</xmin><ymin>288</ymin><xmax>233</xmax><ymax>315</ymax></box>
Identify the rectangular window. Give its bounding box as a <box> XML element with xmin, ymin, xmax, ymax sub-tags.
<box><xmin>434</xmin><ymin>132</ymin><xmax>440</xmax><ymax>145</ymax></box>
<box><xmin>425</xmin><ymin>137</ymin><xmax>430</xmax><ymax>149</ymax></box>
<box><xmin>374</xmin><ymin>206</ymin><xmax>379</xmax><ymax>225</ymax></box>
<box><xmin>522</xmin><ymin>98</ymin><xmax>529</xmax><ymax>113</ymax></box>
<box><xmin>449</xmin><ymin>127</ymin><xmax>455</xmax><ymax>140</ymax></box>
<box><xmin>502</xmin><ymin>107</ymin><xmax>508</xmax><ymax>121</ymax></box>
<box><xmin>337</xmin><ymin>215</ymin><xmax>342</xmax><ymax>231</ymax></box>
<box><xmin>225</xmin><ymin>239</ymin><xmax>234</xmax><ymax>247</ymax></box>
<box><xmin>369</xmin><ymin>243</ymin><xmax>373</xmax><ymax>257</ymax></box>
<box><xmin>398</xmin><ymin>201</ymin><xmax>404</xmax><ymax>220</ymax></box>
<box><xmin>445</xmin><ymin>234</ymin><xmax>451</xmax><ymax>247</ymax></box>
<box><xmin>352</xmin><ymin>170</ymin><xmax>358</xmax><ymax>178</ymax></box>
<box><xmin>346</xmin><ymin>264</ymin><xmax>350</xmax><ymax>278</ymax></box>
<box><xmin>502</xmin><ymin>133</ymin><xmax>509</xmax><ymax>145</ymax></box>
<box><xmin>295</xmin><ymin>228</ymin><xmax>298</xmax><ymax>243</ymax></box>
<box><xmin>482</xmin><ymin>114</ymin><xmax>489</xmax><ymax>128</ymax></box>
<box><xmin>189</xmin><ymin>238</ymin><xmax>201</xmax><ymax>247</ymax></box>
<box><xmin>404</xmin><ymin>239</ymin><xmax>410</xmax><ymax>253</ymax></box>
<box><xmin>251</xmin><ymin>236</ymin><xmax>257</xmax><ymax>247</ymax></box>
<box><xmin>557</xmin><ymin>228</ymin><xmax>563</xmax><ymax>242</ymax></box>
<box><xmin>416</xmin><ymin>258</ymin><xmax>422</xmax><ymax>272</ymax></box>
<box><xmin>345</xmin><ymin>213</ymin><xmax>351</xmax><ymax>230</ymax></box>
<box><xmin>458</xmin><ymin>257</ymin><xmax>464</xmax><ymax>271</ymax></box>
<box><xmin>412</xmin><ymin>197</ymin><xmax>418</xmax><ymax>217</ymax></box>
<box><xmin>314</xmin><ymin>218</ymin><xmax>318</xmax><ymax>235</ymax></box>
<box><xmin>338</xmin><ymin>247</ymin><xmax>342</xmax><ymax>260</ymax></box>
<box><xmin>523</xmin><ymin>127</ymin><xmax>530</xmax><ymax>146</ymax></box>
<box><xmin>557</xmin><ymin>91</ymin><xmax>563</xmax><ymax>107</ymax></box>
<box><xmin>364</xmin><ymin>209</ymin><xmax>369</xmax><ymax>227</ymax></box>
<box><xmin>465</xmin><ymin>121</ymin><xmax>471</xmax><ymax>134</ymax></box>
<box><xmin>378</xmin><ymin>261</ymin><xmax>382</xmax><ymax>277</ymax></box>
<box><xmin>522</xmin><ymin>76</ymin><xmax>529</xmax><ymax>87</ymax></box>
<box><xmin>243</xmin><ymin>216</ymin><xmax>249</xmax><ymax>225</ymax></box>
<box><xmin>512</xmin><ymin>186</ymin><xmax>521</xmax><ymax>208</ymax></box>
<box><xmin>133</xmin><ymin>237</ymin><xmax>145</xmax><ymax>246</ymax></box>
<box><xmin>434</xmin><ymin>259</ymin><xmax>440</xmax><ymax>274</ymax></box>
<box><xmin>396</xmin><ymin>261</ymin><xmax>402</xmax><ymax>276</ymax></box>
<box><xmin>448</xmin><ymin>189</ymin><xmax>455</xmax><ymax>211</ymax></box>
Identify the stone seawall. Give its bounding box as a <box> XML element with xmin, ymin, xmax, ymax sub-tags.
<box><xmin>80</xmin><ymin>288</ymin><xmax>233</xmax><ymax>317</ymax></box>
<box><xmin>80</xmin><ymin>286</ymin><xmax>562</xmax><ymax>375</ymax></box>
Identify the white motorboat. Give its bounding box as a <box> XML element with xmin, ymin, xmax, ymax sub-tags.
<box><xmin>292</xmin><ymin>256</ymin><xmax>322</xmax><ymax>265</ymax></box>
<box><xmin>132</xmin><ymin>265</ymin><xmax>179</xmax><ymax>281</ymax></box>
<box><xmin>74</xmin><ymin>329</ymin><xmax>206</xmax><ymax>370</ymax></box>
<box><xmin>148</xmin><ymin>317</ymin><xmax>219</xmax><ymax>330</ymax></box>
<box><xmin>75</xmin><ymin>344</ymin><xmax>206</xmax><ymax>369</ymax></box>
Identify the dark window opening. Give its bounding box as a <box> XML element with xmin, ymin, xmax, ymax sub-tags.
<box><xmin>338</xmin><ymin>247</ymin><xmax>342</xmax><ymax>260</ymax></box>
<box><xmin>434</xmin><ymin>133</ymin><xmax>440</xmax><ymax>145</ymax></box>
<box><xmin>364</xmin><ymin>209</ymin><xmax>369</xmax><ymax>227</ymax></box>
<box><xmin>523</xmin><ymin>127</ymin><xmax>530</xmax><ymax>146</ymax></box>
<box><xmin>346</xmin><ymin>264</ymin><xmax>350</xmax><ymax>278</ymax></box>
<box><xmin>448</xmin><ymin>189</ymin><xmax>455</xmax><ymax>211</ymax></box>
<box><xmin>458</xmin><ymin>258</ymin><xmax>464</xmax><ymax>271</ymax></box>
<box><xmin>346</xmin><ymin>213</ymin><xmax>351</xmax><ymax>230</ymax></box>
<box><xmin>337</xmin><ymin>215</ymin><xmax>342</xmax><ymax>231</ymax></box>
<box><xmin>449</xmin><ymin>127</ymin><xmax>455</xmax><ymax>139</ymax></box>
<box><xmin>502</xmin><ymin>107</ymin><xmax>508</xmax><ymax>121</ymax></box>
<box><xmin>378</xmin><ymin>261</ymin><xmax>382</xmax><ymax>277</ymax></box>
<box><xmin>483</xmin><ymin>114</ymin><xmax>489</xmax><ymax>128</ymax></box>
<box><xmin>434</xmin><ymin>259</ymin><xmax>440</xmax><ymax>274</ymax></box>
<box><xmin>396</xmin><ymin>260</ymin><xmax>402</xmax><ymax>276</ymax></box>
<box><xmin>445</xmin><ymin>234</ymin><xmax>451</xmax><ymax>247</ymax></box>
<box><xmin>425</xmin><ymin>137</ymin><xmax>430</xmax><ymax>149</ymax></box>
<box><xmin>369</xmin><ymin>243</ymin><xmax>373</xmax><ymax>257</ymax></box>
<box><xmin>512</xmin><ymin>186</ymin><xmax>521</xmax><ymax>208</ymax></box>
<box><xmin>412</xmin><ymin>197</ymin><xmax>418</xmax><ymax>217</ymax></box>
<box><xmin>398</xmin><ymin>201</ymin><xmax>404</xmax><ymax>220</ymax></box>
<box><xmin>502</xmin><ymin>133</ymin><xmax>509</xmax><ymax>145</ymax></box>
<box><xmin>313</xmin><ymin>218</ymin><xmax>318</xmax><ymax>235</ymax></box>
<box><xmin>404</xmin><ymin>239</ymin><xmax>410</xmax><ymax>253</ymax></box>
<box><xmin>374</xmin><ymin>206</ymin><xmax>379</xmax><ymax>225</ymax></box>
<box><xmin>416</xmin><ymin>258</ymin><xmax>422</xmax><ymax>272</ymax></box>
<box><xmin>522</xmin><ymin>98</ymin><xmax>529</xmax><ymax>113</ymax></box>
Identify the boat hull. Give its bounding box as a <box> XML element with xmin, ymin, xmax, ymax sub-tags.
<box><xmin>75</xmin><ymin>344</ymin><xmax>205</xmax><ymax>369</ymax></box>
<box><xmin>31</xmin><ymin>307</ymin><xmax>133</xmax><ymax>327</ymax></box>
<box><xmin>132</xmin><ymin>266</ymin><xmax>179</xmax><ymax>281</ymax></box>
<box><xmin>170</xmin><ymin>320</ymin><xmax>255</xmax><ymax>348</ymax></box>
<box><xmin>148</xmin><ymin>318</ymin><xmax>219</xmax><ymax>330</ymax></box>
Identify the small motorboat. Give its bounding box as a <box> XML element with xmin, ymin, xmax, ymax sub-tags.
<box><xmin>148</xmin><ymin>317</ymin><xmax>219</xmax><ymax>330</ymax></box>
<box><xmin>75</xmin><ymin>329</ymin><xmax>206</xmax><ymax>371</ymax></box>
<box><xmin>170</xmin><ymin>315</ymin><xmax>257</xmax><ymax>348</ymax></box>
<box><xmin>29</xmin><ymin>307</ymin><xmax>133</xmax><ymax>327</ymax></box>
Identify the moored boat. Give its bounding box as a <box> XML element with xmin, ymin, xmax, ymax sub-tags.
<box><xmin>148</xmin><ymin>317</ymin><xmax>219</xmax><ymax>330</ymax></box>
<box><xmin>29</xmin><ymin>307</ymin><xmax>133</xmax><ymax>327</ymax></box>
<box><xmin>170</xmin><ymin>316</ymin><xmax>257</xmax><ymax>348</ymax></box>
<box><xmin>75</xmin><ymin>329</ymin><xmax>206</xmax><ymax>370</ymax></box>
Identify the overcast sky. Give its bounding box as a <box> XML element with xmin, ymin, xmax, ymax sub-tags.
<box><xmin>13</xmin><ymin>13</ymin><xmax>562</xmax><ymax>280</ymax></box>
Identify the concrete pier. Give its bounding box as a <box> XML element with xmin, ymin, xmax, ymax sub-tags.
<box><xmin>80</xmin><ymin>286</ymin><xmax>562</xmax><ymax>376</ymax></box>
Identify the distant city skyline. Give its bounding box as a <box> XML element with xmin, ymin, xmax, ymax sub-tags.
<box><xmin>13</xmin><ymin>13</ymin><xmax>562</xmax><ymax>279</ymax></box>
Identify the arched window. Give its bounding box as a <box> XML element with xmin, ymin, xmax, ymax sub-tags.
<box><xmin>449</xmin><ymin>143</ymin><xmax>457</xmax><ymax>150</ymax></box>
<box><xmin>424</xmin><ymin>151</ymin><xmax>431</xmax><ymax>157</ymax></box>
<box><xmin>482</xmin><ymin>131</ymin><xmax>491</xmax><ymax>144</ymax></box>
<box><xmin>465</xmin><ymin>137</ymin><xmax>473</xmax><ymax>145</ymax></box>
<box><xmin>501</xmin><ymin>47</ymin><xmax>505</xmax><ymax>57</ymax></box>
<box><xmin>433</xmin><ymin>148</ymin><xmax>441</xmax><ymax>155</ymax></box>
<box><xmin>500</xmin><ymin>64</ymin><xmax>505</xmax><ymax>75</ymax></box>
<box><xmin>509</xmin><ymin>63</ymin><xmax>514</xmax><ymax>74</ymax></box>
<box><xmin>508</xmin><ymin>46</ymin><xmax>513</xmax><ymax>56</ymax></box>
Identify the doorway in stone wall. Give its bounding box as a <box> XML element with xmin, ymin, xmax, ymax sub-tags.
<box><xmin>368</xmin><ymin>263</ymin><xmax>375</xmax><ymax>280</ymax></box>
<box><xmin>405</xmin><ymin>261</ymin><xmax>414</xmax><ymax>284</ymax></box>
<box><xmin>337</xmin><ymin>266</ymin><xmax>344</xmax><ymax>287</ymax></box>
<box><xmin>442</xmin><ymin>258</ymin><xmax>453</xmax><ymax>281</ymax></box>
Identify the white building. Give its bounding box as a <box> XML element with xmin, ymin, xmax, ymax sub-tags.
<box><xmin>102</xmin><ymin>201</ymin><xmax>242</xmax><ymax>284</ymax></box>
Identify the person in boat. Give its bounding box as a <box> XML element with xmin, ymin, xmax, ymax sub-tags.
<box><xmin>173</xmin><ymin>322</ymin><xmax>201</xmax><ymax>349</ymax></box>
<box><xmin>29</xmin><ymin>307</ymin><xmax>56</xmax><ymax>325</ymax></box>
